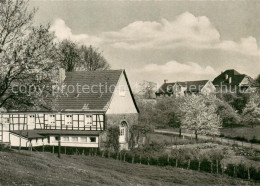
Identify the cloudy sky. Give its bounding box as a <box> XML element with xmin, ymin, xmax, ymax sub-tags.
<box><xmin>30</xmin><ymin>0</ymin><xmax>260</xmax><ymax>87</ymax></box>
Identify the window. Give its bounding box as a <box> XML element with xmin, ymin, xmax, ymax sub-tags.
<box><xmin>120</xmin><ymin>128</ymin><xmax>125</xmax><ymax>136</ymax></box>
<box><xmin>28</xmin><ymin>114</ymin><xmax>35</xmax><ymax>125</ymax></box>
<box><xmin>65</xmin><ymin>114</ymin><xmax>72</xmax><ymax>125</ymax></box>
<box><xmin>71</xmin><ymin>137</ymin><xmax>78</xmax><ymax>142</ymax></box>
<box><xmin>85</xmin><ymin>115</ymin><xmax>92</xmax><ymax>125</ymax></box>
<box><xmin>81</xmin><ymin>137</ymin><xmax>88</xmax><ymax>142</ymax></box>
<box><xmin>119</xmin><ymin>85</ymin><xmax>126</xmax><ymax>96</ymax></box>
<box><xmin>62</xmin><ymin>136</ymin><xmax>69</xmax><ymax>142</ymax></box>
<box><xmin>3</xmin><ymin>118</ymin><xmax>9</xmax><ymax>124</ymax></box>
<box><xmin>90</xmin><ymin>137</ymin><xmax>96</xmax><ymax>143</ymax></box>
<box><xmin>49</xmin><ymin>114</ymin><xmax>56</xmax><ymax>125</ymax></box>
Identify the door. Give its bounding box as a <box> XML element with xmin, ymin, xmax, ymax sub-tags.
<box><xmin>119</xmin><ymin>121</ymin><xmax>128</xmax><ymax>143</ymax></box>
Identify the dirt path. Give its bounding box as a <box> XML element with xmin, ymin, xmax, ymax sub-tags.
<box><xmin>154</xmin><ymin>129</ymin><xmax>260</xmax><ymax>151</ymax></box>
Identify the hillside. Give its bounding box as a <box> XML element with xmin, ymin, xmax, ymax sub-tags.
<box><xmin>0</xmin><ymin>150</ymin><xmax>249</xmax><ymax>185</ymax></box>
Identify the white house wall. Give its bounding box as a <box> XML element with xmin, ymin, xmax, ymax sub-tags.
<box><xmin>106</xmin><ymin>73</ymin><xmax>138</xmax><ymax>114</ymax></box>
<box><xmin>201</xmin><ymin>81</ymin><xmax>216</xmax><ymax>95</ymax></box>
<box><xmin>49</xmin><ymin>136</ymin><xmax>99</xmax><ymax>148</ymax></box>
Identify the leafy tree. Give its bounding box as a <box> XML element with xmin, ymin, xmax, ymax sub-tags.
<box><xmin>0</xmin><ymin>0</ymin><xmax>58</xmax><ymax>110</ymax></box>
<box><xmin>218</xmin><ymin>93</ymin><xmax>249</xmax><ymax>114</ymax></box>
<box><xmin>154</xmin><ymin>98</ymin><xmax>182</xmax><ymax>128</ymax></box>
<box><xmin>105</xmin><ymin>126</ymin><xmax>120</xmax><ymax>152</ymax></box>
<box><xmin>137</xmin><ymin>81</ymin><xmax>157</xmax><ymax>99</ymax></box>
<box><xmin>242</xmin><ymin>92</ymin><xmax>260</xmax><ymax>128</ymax></box>
<box><xmin>255</xmin><ymin>74</ymin><xmax>260</xmax><ymax>87</ymax></box>
<box><xmin>214</xmin><ymin>98</ymin><xmax>241</xmax><ymax>127</ymax></box>
<box><xmin>179</xmin><ymin>95</ymin><xmax>222</xmax><ymax>137</ymax></box>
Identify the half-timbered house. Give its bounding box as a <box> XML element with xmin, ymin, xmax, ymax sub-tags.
<box><xmin>0</xmin><ymin>69</ymin><xmax>139</xmax><ymax>150</ymax></box>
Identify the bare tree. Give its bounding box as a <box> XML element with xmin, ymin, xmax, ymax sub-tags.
<box><xmin>0</xmin><ymin>0</ymin><xmax>58</xmax><ymax>110</ymax></box>
<box><xmin>58</xmin><ymin>39</ymin><xmax>79</xmax><ymax>72</ymax></box>
<box><xmin>77</xmin><ymin>45</ymin><xmax>110</xmax><ymax>71</ymax></box>
<box><xmin>57</xmin><ymin>40</ymin><xmax>110</xmax><ymax>72</ymax></box>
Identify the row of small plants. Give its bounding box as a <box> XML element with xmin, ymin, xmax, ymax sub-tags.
<box><xmin>30</xmin><ymin>145</ymin><xmax>260</xmax><ymax>182</ymax></box>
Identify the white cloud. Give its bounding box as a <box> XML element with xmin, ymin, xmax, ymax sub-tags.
<box><xmin>49</xmin><ymin>18</ymin><xmax>101</xmax><ymax>45</ymax></box>
<box><xmin>140</xmin><ymin>61</ymin><xmax>218</xmax><ymax>77</ymax></box>
<box><xmin>50</xmin><ymin>13</ymin><xmax>260</xmax><ymax>56</ymax></box>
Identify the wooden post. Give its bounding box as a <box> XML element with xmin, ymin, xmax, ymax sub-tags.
<box><xmin>19</xmin><ymin>130</ymin><xmax>21</xmax><ymax>152</ymax></box>
<box><xmin>58</xmin><ymin>134</ymin><xmax>61</xmax><ymax>158</ymax></box>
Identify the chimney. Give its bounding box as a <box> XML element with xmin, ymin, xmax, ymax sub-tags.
<box><xmin>59</xmin><ymin>68</ymin><xmax>66</xmax><ymax>84</ymax></box>
<box><xmin>229</xmin><ymin>77</ymin><xmax>232</xmax><ymax>84</ymax></box>
<box><xmin>225</xmin><ymin>74</ymin><xmax>228</xmax><ymax>80</ymax></box>
<box><xmin>164</xmin><ymin>79</ymin><xmax>168</xmax><ymax>84</ymax></box>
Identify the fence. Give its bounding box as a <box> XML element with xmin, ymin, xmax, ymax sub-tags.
<box><xmin>25</xmin><ymin>146</ymin><xmax>260</xmax><ymax>182</ymax></box>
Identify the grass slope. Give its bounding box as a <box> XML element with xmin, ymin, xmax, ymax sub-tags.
<box><xmin>0</xmin><ymin>150</ymin><xmax>248</xmax><ymax>185</ymax></box>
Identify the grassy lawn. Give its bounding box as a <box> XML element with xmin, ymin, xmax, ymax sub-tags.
<box><xmin>0</xmin><ymin>150</ymin><xmax>249</xmax><ymax>185</ymax></box>
<box><xmin>220</xmin><ymin>125</ymin><xmax>260</xmax><ymax>140</ymax></box>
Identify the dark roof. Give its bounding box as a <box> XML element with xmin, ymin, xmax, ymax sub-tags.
<box><xmin>213</xmin><ymin>69</ymin><xmax>253</xmax><ymax>86</ymax></box>
<box><xmin>185</xmin><ymin>80</ymin><xmax>209</xmax><ymax>92</ymax></box>
<box><xmin>10</xmin><ymin>130</ymin><xmax>101</xmax><ymax>139</ymax></box>
<box><xmin>55</xmin><ymin>70</ymin><xmax>122</xmax><ymax>111</ymax></box>
<box><xmin>156</xmin><ymin>80</ymin><xmax>209</xmax><ymax>94</ymax></box>
<box><xmin>51</xmin><ymin>70</ymin><xmax>139</xmax><ymax>113</ymax></box>
<box><xmin>156</xmin><ymin>82</ymin><xmax>176</xmax><ymax>94</ymax></box>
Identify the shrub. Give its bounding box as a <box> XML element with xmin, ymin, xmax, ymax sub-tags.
<box><xmin>200</xmin><ymin>159</ymin><xmax>211</xmax><ymax>173</ymax></box>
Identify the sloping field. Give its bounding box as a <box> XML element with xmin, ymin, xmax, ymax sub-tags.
<box><xmin>0</xmin><ymin>150</ymin><xmax>249</xmax><ymax>185</ymax></box>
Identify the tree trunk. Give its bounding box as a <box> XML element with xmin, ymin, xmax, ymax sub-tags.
<box><xmin>132</xmin><ymin>156</ymin><xmax>134</xmax><ymax>164</ymax></box>
<box><xmin>188</xmin><ymin>159</ymin><xmax>190</xmax><ymax>170</ymax></box>
<box><xmin>211</xmin><ymin>162</ymin><xmax>213</xmax><ymax>173</ymax></box>
<box><xmin>179</xmin><ymin>128</ymin><xmax>182</xmax><ymax>138</ymax></box>
<box><xmin>216</xmin><ymin>160</ymin><xmax>219</xmax><ymax>174</ymax></box>
<box><xmin>248</xmin><ymin>167</ymin><xmax>250</xmax><ymax>180</ymax></box>
<box><xmin>198</xmin><ymin>161</ymin><xmax>201</xmax><ymax>171</ymax></box>
<box><xmin>195</xmin><ymin>130</ymin><xmax>198</xmax><ymax>140</ymax></box>
<box><xmin>175</xmin><ymin>159</ymin><xmax>178</xmax><ymax>167</ymax></box>
<box><xmin>124</xmin><ymin>153</ymin><xmax>126</xmax><ymax>162</ymax></box>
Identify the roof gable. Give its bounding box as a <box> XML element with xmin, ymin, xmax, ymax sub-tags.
<box><xmin>213</xmin><ymin>69</ymin><xmax>252</xmax><ymax>86</ymax></box>
<box><xmin>156</xmin><ymin>80</ymin><xmax>209</xmax><ymax>93</ymax></box>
